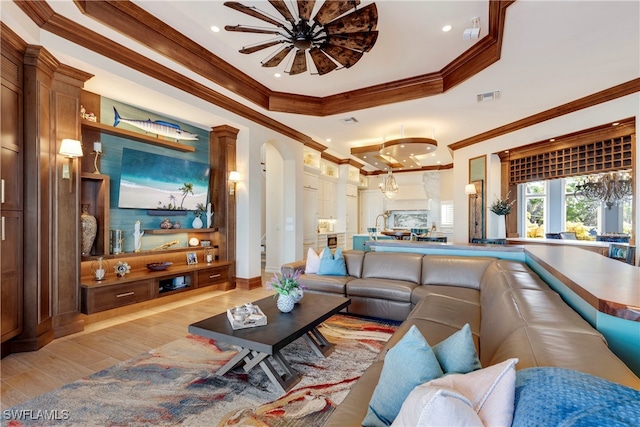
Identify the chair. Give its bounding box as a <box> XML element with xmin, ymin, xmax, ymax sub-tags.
<box><xmin>545</xmin><ymin>233</ymin><xmax>562</xmax><ymax>239</ymax></box>
<box><xmin>417</xmin><ymin>236</ymin><xmax>447</xmax><ymax>243</ymax></box>
<box><xmin>596</xmin><ymin>235</ymin><xmax>630</xmax><ymax>243</ymax></box>
<box><xmin>470</xmin><ymin>238</ymin><xmax>507</xmax><ymax>245</ymax></box>
<box><xmin>559</xmin><ymin>232</ymin><xmax>577</xmax><ymax>240</ymax></box>
<box><xmin>608</xmin><ymin>244</ymin><xmax>636</xmax><ymax>265</ymax></box>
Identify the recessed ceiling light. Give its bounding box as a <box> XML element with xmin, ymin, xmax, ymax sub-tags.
<box><xmin>363</xmin><ymin>155</ymin><xmax>367</xmax><ymax>159</ymax></box>
<box><xmin>274</xmin><ymin>73</ymin><xmax>282</xmax><ymax>78</ymax></box>
<box><xmin>442</xmin><ymin>25</ymin><xmax>453</xmax><ymax>32</ymax></box>
<box><xmin>550</xmin><ymin>138</ymin><xmax>555</xmax><ymax>142</ymax></box>
<box><xmin>612</xmin><ymin>122</ymin><xmax>620</xmax><ymax>126</ymax></box>
<box><xmin>210</xmin><ymin>26</ymin><xmax>220</xmax><ymax>33</ymax></box>
<box><xmin>431</xmin><ymin>153</ymin><xmax>436</xmax><ymax>157</ymax></box>
<box><xmin>436</xmin><ymin>160</ymin><xmax>441</xmax><ymax>164</ymax></box>
<box><xmin>326</xmin><ymin>138</ymin><xmax>331</xmax><ymax>142</ymax></box>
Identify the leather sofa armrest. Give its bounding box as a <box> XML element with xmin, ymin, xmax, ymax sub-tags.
<box><xmin>281</xmin><ymin>260</ymin><xmax>307</xmax><ymax>275</ymax></box>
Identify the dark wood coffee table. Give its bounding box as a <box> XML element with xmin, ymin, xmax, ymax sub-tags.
<box><xmin>188</xmin><ymin>293</ymin><xmax>350</xmax><ymax>394</ymax></box>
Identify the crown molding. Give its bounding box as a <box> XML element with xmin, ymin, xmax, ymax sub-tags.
<box><xmin>449</xmin><ymin>78</ymin><xmax>640</xmax><ymax>151</ymax></box>
<box><xmin>70</xmin><ymin>0</ymin><xmax>513</xmax><ymax>117</ymax></box>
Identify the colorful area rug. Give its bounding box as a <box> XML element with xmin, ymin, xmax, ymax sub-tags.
<box><xmin>3</xmin><ymin>315</ymin><xmax>397</xmax><ymax>426</ymax></box>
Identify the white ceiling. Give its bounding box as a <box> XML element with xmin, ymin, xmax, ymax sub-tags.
<box><xmin>4</xmin><ymin>1</ymin><xmax>639</xmax><ymax>171</ymax></box>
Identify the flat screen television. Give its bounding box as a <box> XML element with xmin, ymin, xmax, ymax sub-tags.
<box><xmin>118</xmin><ymin>148</ymin><xmax>210</xmax><ymax>211</ymax></box>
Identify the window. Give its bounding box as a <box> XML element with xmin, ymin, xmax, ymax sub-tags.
<box><xmin>519</xmin><ymin>175</ymin><xmax>632</xmax><ymax>240</ymax></box>
<box><xmin>524</xmin><ymin>181</ymin><xmax>546</xmax><ymax>238</ymax></box>
<box><xmin>440</xmin><ymin>201</ymin><xmax>454</xmax><ymax>228</ymax></box>
<box><xmin>564</xmin><ymin>177</ymin><xmax>600</xmax><ymax>238</ymax></box>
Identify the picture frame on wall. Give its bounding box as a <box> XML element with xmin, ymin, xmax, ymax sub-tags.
<box><xmin>186</xmin><ymin>252</ymin><xmax>198</xmax><ymax>265</ymax></box>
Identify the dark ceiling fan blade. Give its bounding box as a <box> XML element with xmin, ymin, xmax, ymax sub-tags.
<box><xmin>313</xmin><ymin>0</ymin><xmax>359</xmax><ymax>25</ymax></box>
<box><xmin>327</xmin><ymin>31</ymin><xmax>378</xmax><ymax>52</ymax></box>
<box><xmin>225</xmin><ymin>25</ymin><xmax>281</xmax><ymax>35</ymax></box>
<box><xmin>268</xmin><ymin>0</ymin><xmax>295</xmax><ymax>23</ymax></box>
<box><xmin>262</xmin><ymin>45</ymin><xmax>294</xmax><ymax>67</ymax></box>
<box><xmin>325</xmin><ymin>3</ymin><xmax>378</xmax><ymax>35</ymax></box>
<box><xmin>297</xmin><ymin>1</ymin><xmax>315</xmax><ymax>21</ymax></box>
<box><xmin>224</xmin><ymin>2</ymin><xmax>283</xmax><ymax>27</ymax></box>
<box><xmin>320</xmin><ymin>44</ymin><xmax>363</xmax><ymax>68</ymax></box>
<box><xmin>239</xmin><ymin>40</ymin><xmax>283</xmax><ymax>54</ymax></box>
<box><xmin>289</xmin><ymin>49</ymin><xmax>308</xmax><ymax>75</ymax></box>
<box><xmin>309</xmin><ymin>47</ymin><xmax>338</xmax><ymax>75</ymax></box>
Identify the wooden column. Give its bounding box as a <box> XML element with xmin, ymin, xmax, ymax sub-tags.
<box><xmin>51</xmin><ymin>64</ymin><xmax>93</xmax><ymax>338</ymax></box>
<box><xmin>10</xmin><ymin>45</ymin><xmax>91</xmax><ymax>353</ymax></box>
<box><xmin>210</xmin><ymin>125</ymin><xmax>238</xmax><ymax>282</ymax></box>
<box><xmin>13</xmin><ymin>46</ymin><xmax>59</xmax><ymax>352</ymax></box>
<box><xmin>499</xmin><ymin>153</ymin><xmax>518</xmax><ymax>237</ymax></box>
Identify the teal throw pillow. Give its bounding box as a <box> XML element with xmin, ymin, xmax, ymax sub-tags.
<box><xmin>317</xmin><ymin>247</ymin><xmax>347</xmax><ymax>275</ymax></box>
<box><xmin>362</xmin><ymin>325</ymin><xmax>444</xmax><ymax>427</ymax></box>
<box><xmin>433</xmin><ymin>323</ymin><xmax>481</xmax><ymax>374</ymax></box>
<box><xmin>363</xmin><ymin>324</ymin><xmax>482</xmax><ymax>427</ymax></box>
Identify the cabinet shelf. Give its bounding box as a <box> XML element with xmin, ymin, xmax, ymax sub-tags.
<box><xmin>81</xmin><ymin>119</ymin><xmax>196</xmax><ymax>152</ymax></box>
<box><xmin>143</xmin><ymin>228</ymin><xmax>218</xmax><ymax>235</ymax></box>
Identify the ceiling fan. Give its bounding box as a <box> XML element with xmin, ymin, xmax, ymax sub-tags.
<box><xmin>224</xmin><ymin>1</ymin><xmax>378</xmax><ymax>75</ymax></box>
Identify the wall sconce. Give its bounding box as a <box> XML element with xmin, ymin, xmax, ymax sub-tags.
<box><xmin>229</xmin><ymin>170</ymin><xmax>240</xmax><ymax>196</ymax></box>
<box><xmin>465</xmin><ymin>183</ymin><xmax>478</xmax><ymax>197</ymax></box>
<box><xmin>466</xmin><ymin>181</ymin><xmax>482</xmax><ymax>241</ymax></box>
<box><xmin>59</xmin><ymin>139</ymin><xmax>84</xmax><ymax>192</ymax></box>
<box><xmin>92</xmin><ymin>141</ymin><xmax>103</xmax><ymax>174</ymax></box>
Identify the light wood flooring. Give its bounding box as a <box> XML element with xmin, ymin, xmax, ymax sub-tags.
<box><xmin>0</xmin><ymin>283</ymin><xmax>273</xmax><ymax>410</ymax></box>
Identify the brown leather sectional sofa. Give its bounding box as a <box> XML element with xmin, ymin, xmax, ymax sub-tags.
<box><xmin>282</xmin><ymin>250</ymin><xmax>639</xmax><ymax>426</ymax></box>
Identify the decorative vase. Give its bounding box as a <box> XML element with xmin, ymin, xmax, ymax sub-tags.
<box><xmin>496</xmin><ymin>214</ymin><xmax>506</xmax><ymax>239</ymax></box>
<box><xmin>277</xmin><ymin>294</ymin><xmax>296</xmax><ymax>313</ymax></box>
<box><xmin>293</xmin><ymin>288</ymin><xmax>304</xmax><ymax>303</ymax></box>
<box><xmin>80</xmin><ymin>204</ymin><xmax>97</xmax><ymax>256</ymax></box>
<box><xmin>192</xmin><ymin>216</ymin><xmax>203</xmax><ymax>229</ymax></box>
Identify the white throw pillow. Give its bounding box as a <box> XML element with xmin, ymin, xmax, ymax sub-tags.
<box><xmin>392</xmin><ymin>387</ymin><xmax>483</xmax><ymax>427</ymax></box>
<box><xmin>305</xmin><ymin>247</ymin><xmax>322</xmax><ymax>273</ymax></box>
<box><xmin>393</xmin><ymin>358</ymin><xmax>518</xmax><ymax>427</ymax></box>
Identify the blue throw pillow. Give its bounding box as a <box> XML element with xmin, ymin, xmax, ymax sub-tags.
<box><xmin>433</xmin><ymin>323</ymin><xmax>481</xmax><ymax>374</ymax></box>
<box><xmin>362</xmin><ymin>325</ymin><xmax>444</xmax><ymax>427</ymax></box>
<box><xmin>363</xmin><ymin>324</ymin><xmax>482</xmax><ymax>427</ymax></box>
<box><xmin>317</xmin><ymin>247</ymin><xmax>347</xmax><ymax>275</ymax></box>
<box><xmin>513</xmin><ymin>367</ymin><xmax>640</xmax><ymax>427</ymax></box>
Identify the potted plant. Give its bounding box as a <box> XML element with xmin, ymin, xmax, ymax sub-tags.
<box><xmin>489</xmin><ymin>192</ymin><xmax>515</xmax><ymax>238</ymax></box>
<box><xmin>266</xmin><ymin>270</ymin><xmax>304</xmax><ymax>312</ymax></box>
<box><xmin>192</xmin><ymin>203</ymin><xmax>206</xmax><ymax>229</ymax></box>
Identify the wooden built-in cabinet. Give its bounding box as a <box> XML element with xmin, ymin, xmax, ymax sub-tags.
<box><xmin>80</xmin><ymin>173</ymin><xmax>110</xmax><ymax>257</ymax></box>
<box><xmin>81</xmin><ymin>260</ymin><xmax>232</xmax><ymax>314</ymax></box>
<box><xmin>1</xmin><ymin>27</ymin><xmax>24</xmax><ymax>347</ymax></box>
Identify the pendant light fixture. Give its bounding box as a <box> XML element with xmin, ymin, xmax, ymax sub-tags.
<box><xmin>379</xmin><ymin>169</ymin><xmax>399</xmax><ymax>199</ymax></box>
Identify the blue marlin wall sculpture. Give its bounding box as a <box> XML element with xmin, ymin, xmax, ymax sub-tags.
<box><xmin>113</xmin><ymin>107</ymin><xmax>198</xmax><ymax>141</ymax></box>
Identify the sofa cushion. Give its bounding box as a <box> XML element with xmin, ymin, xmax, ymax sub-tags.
<box><xmin>318</xmin><ymin>247</ymin><xmax>347</xmax><ymax>275</ymax></box>
<box><xmin>347</xmin><ymin>297</ymin><xmax>413</xmax><ymax>322</ymax></box>
<box><xmin>361</xmin><ymin>252</ymin><xmax>424</xmax><ymax>284</ymax></box>
<box><xmin>394</xmin><ymin>358</ymin><xmax>518</xmax><ymax>427</ymax></box>
<box><xmin>421</xmin><ymin>255</ymin><xmax>495</xmax><ymax>289</ymax></box>
<box><xmin>411</xmin><ymin>284</ymin><xmax>480</xmax><ymax>305</ymax></box>
<box><xmin>343</xmin><ymin>250</ymin><xmax>365</xmax><ymax>278</ymax></box>
<box><xmin>488</xmin><ymin>326</ymin><xmax>639</xmax><ymax>389</ymax></box>
<box><xmin>347</xmin><ymin>278</ymin><xmax>417</xmax><ymax>302</ymax></box>
<box><xmin>297</xmin><ymin>274</ymin><xmax>351</xmax><ymax>295</ymax></box>
<box><xmin>363</xmin><ymin>325</ymin><xmax>444</xmax><ymax>427</ymax></box>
